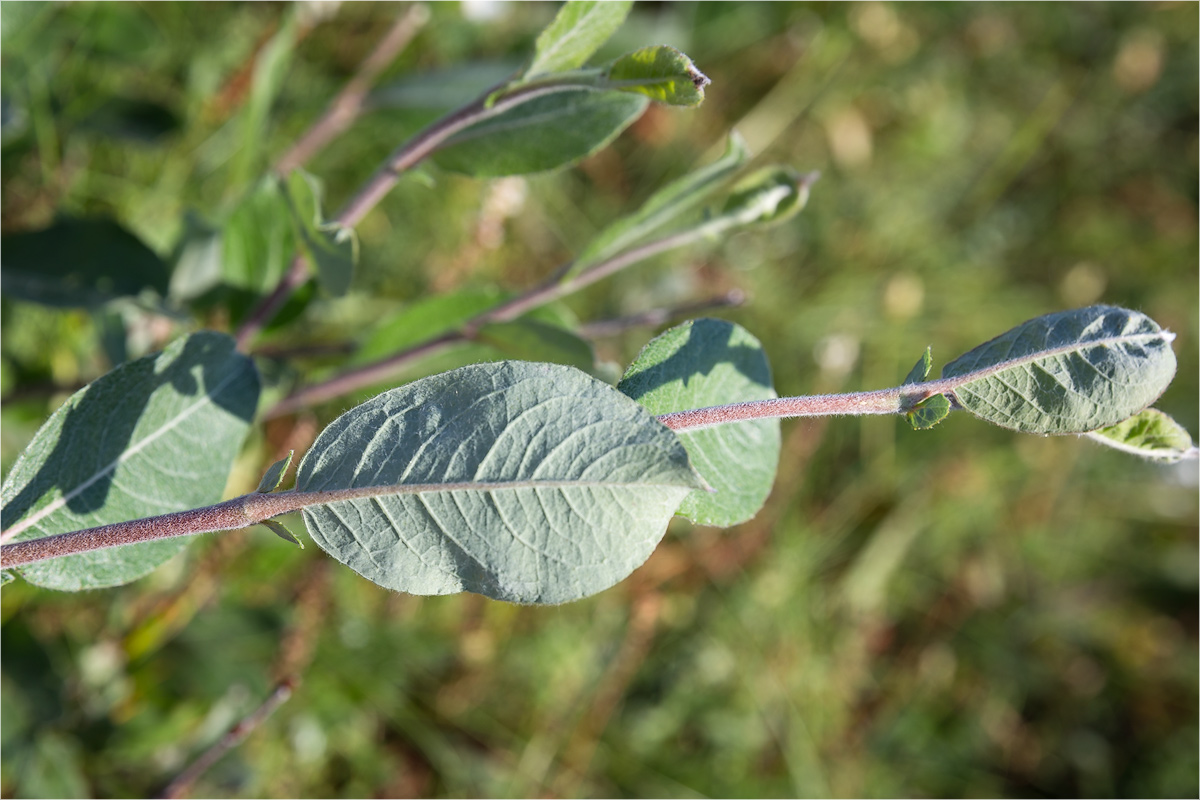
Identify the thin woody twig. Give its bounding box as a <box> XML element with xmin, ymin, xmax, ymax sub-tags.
<box><xmin>159</xmin><ymin>678</ymin><xmax>297</xmax><ymax>800</ymax></box>
<box><xmin>274</xmin><ymin>5</ymin><xmax>430</xmax><ymax>174</ymax></box>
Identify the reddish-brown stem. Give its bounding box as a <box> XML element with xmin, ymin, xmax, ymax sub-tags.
<box><xmin>273</xmin><ymin>5</ymin><xmax>429</xmax><ymax>174</ymax></box>
<box><xmin>263</xmin><ymin>224</ymin><xmax>717</xmax><ymax>418</ymax></box>
<box><xmin>235</xmin><ymin>79</ymin><xmax>602</xmax><ymax>350</ymax></box>
<box><xmin>159</xmin><ymin>678</ymin><xmax>297</xmax><ymax>799</ymax></box>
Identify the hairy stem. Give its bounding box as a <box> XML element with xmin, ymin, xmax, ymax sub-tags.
<box><xmin>0</xmin><ymin>380</ymin><xmax>950</xmax><ymax>571</ymax></box>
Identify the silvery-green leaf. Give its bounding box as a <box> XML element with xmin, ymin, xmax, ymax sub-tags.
<box><xmin>525</xmin><ymin>0</ymin><xmax>632</xmax><ymax>79</ymax></box>
<box><xmin>618</xmin><ymin>319</ymin><xmax>779</xmax><ymax>527</ymax></box>
<box><xmin>0</xmin><ymin>332</ymin><xmax>259</xmax><ymax>590</ymax></box>
<box><xmin>256</xmin><ymin>451</ymin><xmax>293</xmax><ymax>493</ymax></box>
<box><xmin>282</xmin><ymin>169</ymin><xmax>358</xmax><ymax>297</ymax></box>
<box><xmin>432</xmin><ymin>89</ymin><xmax>648</xmax><ymax>177</ymax></box>
<box><xmin>942</xmin><ymin>305</ymin><xmax>1177</xmax><ymax>434</ymax></box>
<box><xmin>568</xmin><ymin>132</ymin><xmax>748</xmax><ymax>280</ymax></box>
<box><xmin>1084</xmin><ymin>408</ymin><xmax>1196</xmax><ymax>463</ymax></box>
<box><xmin>605</xmin><ymin>45</ymin><xmax>710</xmax><ymax>107</ymax></box>
<box><xmin>718</xmin><ymin>166</ymin><xmax>815</xmax><ymax>227</ymax></box>
<box><xmin>0</xmin><ymin>571</ymin><xmax>12</xmax><ymax>586</ymax></box>
<box><xmin>295</xmin><ymin>361</ymin><xmax>702</xmax><ymax>604</ymax></box>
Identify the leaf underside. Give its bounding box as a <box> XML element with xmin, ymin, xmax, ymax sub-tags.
<box><xmin>295</xmin><ymin>361</ymin><xmax>702</xmax><ymax>604</ymax></box>
<box><xmin>618</xmin><ymin>318</ymin><xmax>780</xmax><ymax>527</ymax></box>
<box><xmin>943</xmin><ymin>305</ymin><xmax>1177</xmax><ymax>435</ymax></box>
<box><xmin>1085</xmin><ymin>408</ymin><xmax>1196</xmax><ymax>462</ymax></box>
<box><xmin>1</xmin><ymin>332</ymin><xmax>260</xmax><ymax>590</ymax></box>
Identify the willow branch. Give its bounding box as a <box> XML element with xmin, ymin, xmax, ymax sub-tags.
<box><xmin>274</xmin><ymin>5</ymin><xmax>430</xmax><ymax>174</ymax></box>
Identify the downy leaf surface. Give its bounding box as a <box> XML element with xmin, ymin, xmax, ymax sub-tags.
<box><xmin>942</xmin><ymin>305</ymin><xmax>1177</xmax><ymax>434</ymax></box>
<box><xmin>618</xmin><ymin>319</ymin><xmax>780</xmax><ymax>526</ymax></box>
<box><xmin>295</xmin><ymin>361</ymin><xmax>703</xmax><ymax>604</ymax></box>
<box><xmin>1</xmin><ymin>217</ymin><xmax>169</xmax><ymax>308</ymax></box>
<box><xmin>524</xmin><ymin>0</ymin><xmax>632</xmax><ymax>79</ymax></box>
<box><xmin>432</xmin><ymin>89</ymin><xmax>648</xmax><ymax>177</ymax></box>
<box><xmin>0</xmin><ymin>332</ymin><xmax>260</xmax><ymax>590</ymax></box>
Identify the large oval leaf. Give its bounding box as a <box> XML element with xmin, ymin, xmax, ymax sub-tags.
<box><xmin>1</xmin><ymin>332</ymin><xmax>260</xmax><ymax>590</ymax></box>
<box><xmin>618</xmin><ymin>318</ymin><xmax>780</xmax><ymax>527</ymax></box>
<box><xmin>431</xmin><ymin>89</ymin><xmax>648</xmax><ymax>177</ymax></box>
<box><xmin>942</xmin><ymin>305</ymin><xmax>1177</xmax><ymax>434</ymax></box>
<box><xmin>294</xmin><ymin>361</ymin><xmax>703</xmax><ymax>604</ymax></box>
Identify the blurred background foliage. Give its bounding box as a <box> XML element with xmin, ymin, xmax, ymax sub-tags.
<box><xmin>1</xmin><ymin>2</ymin><xmax>1197</xmax><ymax>797</ymax></box>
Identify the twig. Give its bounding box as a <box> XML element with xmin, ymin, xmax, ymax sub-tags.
<box><xmin>159</xmin><ymin>677</ymin><xmax>297</xmax><ymax>800</ymax></box>
<box><xmin>263</xmin><ymin>224</ymin><xmax>725</xmax><ymax>417</ymax></box>
<box><xmin>577</xmin><ymin>289</ymin><xmax>746</xmax><ymax>338</ymax></box>
<box><xmin>274</xmin><ymin>5</ymin><xmax>430</xmax><ymax>174</ymax></box>
<box><xmin>235</xmin><ymin>78</ymin><xmax>605</xmax><ymax>351</ymax></box>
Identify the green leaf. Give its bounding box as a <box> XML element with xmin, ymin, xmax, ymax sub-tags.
<box><xmin>1084</xmin><ymin>408</ymin><xmax>1196</xmax><ymax>463</ymax></box>
<box><xmin>942</xmin><ymin>305</ymin><xmax>1177</xmax><ymax>435</ymax></box>
<box><xmin>568</xmin><ymin>132</ymin><xmax>748</xmax><ymax>279</ymax></box>
<box><xmin>474</xmin><ymin>319</ymin><xmax>595</xmax><ymax>372</ymax></box>
<box><xmin>718</xmin><ymin>166</ymin><xmax>817</xmax><ymax>228</ymax></box>
<box><xmin>903</xmin><ymin>346</ymin><xmax>933</xmax><ymax>385</ymax></box>
<box><xmin>1</xmin><ymin>217</ymin><xmax>169</xmax><ymax>308</ymax></box>
<box><xmin>294</xmin><ymin>361</ymin><xmax>703</xmax><ymax>604</ymax></box>
<box><xmin>222</xmin><ymin>178</ymin><xmax>297</xmax><ymax>293</ymax></box>
<box><xmin>167</xmin><ymin>212</ymin><xmax>224</xmax><ymax>302</ymax></box>
<box><xmin>232</xmin><ymin>11</ymin><xmax>297</xmax><ymax>187</ymax></box>
<box><xmin>432</xmin><ymin>89</ymin><xmax>648</xmax><ymax>177</ymax></box>
<box><xmin>0</xmin><ymin>571</ymin><xmax>12</xmax><ymax>586</ymax></box>
<box><xmin>906</xmin><ymin>394</ymin><xmax>951</xmax><ymax>430</ymax></box>
<box><xmin>605</xmin><ymin>45</ymin><xmax>710</xmax><ymax>107</ymax></box>
<box><xmin>282</xmin><ymin>169</ymin><xmax>358</xmax><ymax>297</ymax></box>
<box><xmin>353</xmin><ymin>287</ymin><xmax>507</xmax><ymax>366</ymax></box>
<box><xmin>525</xmin><ymin>0</ymin><xmax>633</xmax><ymax>79</ymax></box>
<box><xmin>261</xmin><ymin>518</ymin><xmax>303</xmax><ymax>549</ymax></box>
<box><xmin>256</xmin><ymin>451</ymin><xmax>294</xmax><ymax>493</ymax></box>
<box><xmin>618</xmin><ymin>319</ymin><xmax>780</xmax><ymax>527</ymax></box>
<box><xmin>0</xmin><ymin>332</ymin><xmax>260</xmax><ymax>590</ymax></box>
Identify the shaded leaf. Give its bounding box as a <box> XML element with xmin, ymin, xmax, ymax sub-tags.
<box><xmin>0</xmin><ymin>332</ymin><xmax>260</xmax><ymax>590</ymax></box>
<box><xmin>295</xmin><ymin>361</ymin><xmax>702</xmax><ymax>604</ymax></box>
<box><xmin>432</xmin><ymin>89</ymin><xmax>648</xmax><ymax>177</ymax></box>
<box><xmin>569</xmin><ymin>132</ymin><xmax>748</xmax><ymax>279</ymax></box>
<box><xmin>1</xmin><ymin>217</ymin><xmax>169</xmax><ymax>308</ymax></box>
<box><xmin>282</xmin><ymin>170</ymin><xmax>358</xmax><ymax>297</ymax></box>
<box><xmin>77</xmin><ymin>97</ymin><xmax>179</xmax><ymax>143</ymax></box>
<box><xmin>618</xmin><ymin>318</ymin><xmax>779</xmax><ymax>527</ymax></box>
<box><xmin>167</xmin><ymin>212</ymin><xmax>224</xmax><ymax>302</ymax></box>
<box><xmin>0</xmin><ymin>571</ymin><xmax>12</xmax><ymax>586</ymax></box>
<box><xmin>222</xmin><ymin>179</ymin><xmax>297</xmax><ymax>293</ymax></box>
<box><xmin>1085</xmin><ymin>408</ymin><xmax>1196</xmax><ymax>463</ymax></box>
<box><xmin>525</xmin><ymin>0</ymin><xmax>632</xmax><ymax>79</ymax></box>
<box><xmin>943</xmin><ymin>305</ymin><xmax>1177</xmax><ymax>434</ymax></box>
<box><xmin>719</xmin><ymin>166</ymin><xmax>817</xmax><ymax>228</ymax></box>
<box><xmin>256</xmin><ymin>451</ymin><xmax>294</xmax><ymax>493</ymax></box>
<box><xmin>605</xmin><ymin>45</ymin><xmax>709</xmax><ymax>107</ymax></box>
<box><xmin>474</xmin><ymin>319</ymin><xmax>594</xmax><ymax>372</ymax></box>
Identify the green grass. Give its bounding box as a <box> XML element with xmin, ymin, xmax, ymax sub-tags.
<box><xmin>2</xmin><ymin>3</ymin><xmax>1196</xmax><ymax>797</ymax></box>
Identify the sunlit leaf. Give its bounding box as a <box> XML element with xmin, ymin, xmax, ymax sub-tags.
<box><xmin>903</xmin><ymin>346</ymin><xmax>934</xmax><ymax>385</ymax></box>
<box><xmin>942</xmin><ymin>305</ymin><xmax>1177</xmax><ymax>434</ymax></box>
<box><xmin>618</xmin><ymin>319</ymin><xmax>779</xmax><ymax>526</ymax></box>
<box><xmin>1084</xmin><ymin>408</ymin><xmax>1196</xmax><ymax>462</ymax></box>
<box><xmin>605</xmin><ymin>45</ymin><xmax>710</xmax><ymax>107</ymax></box>
<box><xmin>906</xmin><ymin>394</ymin><xmax>951</xmax><ymax>430</ymax></box>
<box><xmin>295</xmin><ymin>361</ymin><xmax>702</xmax><ymax>604</ymax></box>
<box><xmin>256</xmin><ymin>451</ymin><xmax>294</xmax><ymax>493</ymax></box>
<box><xmin>0</xmin><ymin>333</ymin><xmax>259</xmax><ymax>590</ymax></box>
